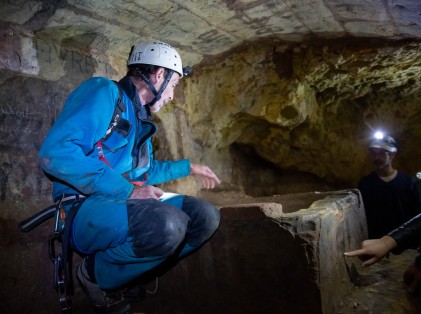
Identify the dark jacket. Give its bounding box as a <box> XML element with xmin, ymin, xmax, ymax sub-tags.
<box><xmin>359</xmin><ymin>171</ymin><xmax>421</xmax><ymax>238</ymax></box>
<box><xmin>389</xmin><ymin>213</ymin><xmax>421</xmax><ymax>255</ymax></box>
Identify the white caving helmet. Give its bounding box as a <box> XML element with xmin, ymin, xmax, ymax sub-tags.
<box><xmin>127</xmin><ymin>41</ymin><xmax>191</xmax><ymax>107</ymax></box>
<box><xmin>128</xmin><ymin>41</ymin><xmax>186</xmax><ymax>77</ymax></box>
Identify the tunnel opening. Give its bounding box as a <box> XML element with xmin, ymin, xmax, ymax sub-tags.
<box><xmin>229</xmin><ymin>142</ymin><xmax>346</xmax><ymax>197</ymax></box>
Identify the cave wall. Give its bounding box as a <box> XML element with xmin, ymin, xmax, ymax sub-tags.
<box><xmin>172</xmin><ymin>39</ymin><xmax>421</xmax><ymax>194</ymax></box>
<box><xmin>0</xmin><ymin>34</ymin><xmax>120</xmax><ymax>219</ymax></box>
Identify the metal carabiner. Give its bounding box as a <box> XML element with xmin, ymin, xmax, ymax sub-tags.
<box><xmin>48</xmin><ymin>231</ymin><xmax>62</xmax><ymax>263</ymax></box>
<box><xmin>54</xmin><ymin>254</ymin><xmax>72</xmax><ymax>313</ymax></box>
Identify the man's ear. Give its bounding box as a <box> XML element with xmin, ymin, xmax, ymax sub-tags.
<box><xmin>150</xmin><ymin>67</ymin><xmax>165</xmax><ymax>84</ymax></box>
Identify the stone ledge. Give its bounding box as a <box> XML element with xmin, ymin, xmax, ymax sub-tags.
<box><xmin>138</xmin><ymin>189</ymin><xmax>367</xmax><ymax>314</ymax></box>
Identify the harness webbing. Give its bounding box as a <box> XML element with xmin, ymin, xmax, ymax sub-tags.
<box><xmin>61</xmin><ymin>199</ymin><xmax>85</xmax><ymax>297</ymax></box>
<box><xmin>95</xmin><ymin>81</ymin><xmax>127</xmax><ymax>167</ymax></box>
<box><xmin>19</xmin><ymin>204</ymin><xmax>57</xmax><ymax>232</ymax></box>
<box><xmin>96</xmin><ymin>141</ymin><xmax>111</xmax><ymax>167</ymax></box>
<box><xmin>103</xmin><ymin>81</ymin><xmax>126</xmax><ymax>140</ymax></box>
<box><xmin>96</xmin><ymin>79</ymin><xmax>149</xmax><ymax>186</ymax></box>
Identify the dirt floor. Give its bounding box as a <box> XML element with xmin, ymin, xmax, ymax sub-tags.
<box><xmin>338</xmin><ymin>250</ymin><xmax>421</xmax><ymax>314</ymax></box>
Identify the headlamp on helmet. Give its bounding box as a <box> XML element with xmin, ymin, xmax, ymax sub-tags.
<box><xmin>369</xmin><ymin>131</ymin><xmax>397</xmax><ymax>153</ymax></box>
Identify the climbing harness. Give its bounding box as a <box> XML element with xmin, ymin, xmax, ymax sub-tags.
<box><xmin>19</xmin><ymin>194</ymin><xmax>86</xmax><ymax>313</ymax></box>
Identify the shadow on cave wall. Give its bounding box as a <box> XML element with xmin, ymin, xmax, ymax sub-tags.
<box><xmin>229</xmin><ymin>143</ymin><xmax>350</xmax><ymax>197</ymax></box>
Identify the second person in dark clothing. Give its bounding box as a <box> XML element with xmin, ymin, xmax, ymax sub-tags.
<box><xmin>358</xmin><ymin>132</ymin><xmax>421</xmax><ymax>239</ymax></box>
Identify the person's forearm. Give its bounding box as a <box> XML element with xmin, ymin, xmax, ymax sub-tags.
<box><xmin>145</xmin><ymin>159</ymin><xmax>191</xmax><ymax>185</ymax></box>
<box><xmin>388</xmin><ymin>213</ymin><xmax>421</xmax><ymax>253</ymax></box>
<box><xmin>379</xmin><ymin>235</ymin><xmax>398</xmax><ymax>252</ymax></box>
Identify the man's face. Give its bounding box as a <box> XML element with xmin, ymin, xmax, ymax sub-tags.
<box><xmin>149</xmin><ymin>71</ymin><xmax>180</xmax><ymax>113</ymax></box>
<box><xmin>368</xmin><ymin>147</ymin><xmax>394</xmax><ymax>170</ymax></box>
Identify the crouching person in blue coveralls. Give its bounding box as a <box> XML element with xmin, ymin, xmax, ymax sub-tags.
<box><xmin>38</xmin><ymin>40</ymin><xmax>221</xmax><ymax>314</ymax></box>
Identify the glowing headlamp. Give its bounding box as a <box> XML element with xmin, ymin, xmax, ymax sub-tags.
<box><xmin>373</xmin><ymin>131</ymin><xmax>384</xmax><ymax>140</ymax></box>
<box><xmin>368</xmin><ymin>130</ymin><xmax>397</xmax><ymax>153</ymax></box>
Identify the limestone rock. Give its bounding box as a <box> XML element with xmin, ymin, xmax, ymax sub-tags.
<box><xmin>136</xmin><ymin>190</ymin><xmax>371</xmax><ymax>314</ymax></box>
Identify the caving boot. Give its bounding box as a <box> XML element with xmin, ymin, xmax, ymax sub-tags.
<box><xmin>76</xmin><ymin>258</ymin><xmax>132</xmax><ymax>314</ymax></box>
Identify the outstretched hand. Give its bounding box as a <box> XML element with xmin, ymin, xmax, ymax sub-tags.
<box><xmin>190</xmin><ymin>163</ymin><xmax>221</xmax><ymax>189</ymax></box>
<box><xmin>344</xmin><ymin>236</ymin><xmax>397</xmax><ymax>267</ymax></box>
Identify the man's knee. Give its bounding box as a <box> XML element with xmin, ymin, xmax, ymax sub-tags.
<box><xmin>158</xmin><ymin>210</ymin><xmax>191</xmax><ymax>256</ymax></box>
<box><xmin>183</xmin><ymin>196</ymin><xmax>220</xmax><ymax>236</ymax></box>
<box><xmin>201</xmin><ymin>201</ymin><xmax>220</xmax><ymax>234</ymax></box>
<box><xmin>127</xmin><ymin>199</ymin><xmax>190</xmax><ymax>257</ymax></box>
<box><xmin>189</xmin><ymin>197</ymin><xmax>221</xmax><ymax>231</ymax></box>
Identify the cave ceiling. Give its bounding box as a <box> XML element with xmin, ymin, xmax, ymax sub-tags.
<box><xmin>1</xmin><ymin>0</ymin><xmax>420</xmax><ymax>68</ymax></box>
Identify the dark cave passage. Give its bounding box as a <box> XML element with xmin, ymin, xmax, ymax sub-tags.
<box><xmin>229</xmin><ymin>142</ymin><xmax>349</xmax><ymax>197</ymax></box>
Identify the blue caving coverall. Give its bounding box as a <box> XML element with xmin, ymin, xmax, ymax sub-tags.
<box><xmin>38</xmin><ymin>76</ymin><xmax>220</xmax><ymax>290</ymax></box>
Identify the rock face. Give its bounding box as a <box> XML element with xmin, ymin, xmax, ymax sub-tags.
<box><xmin>159</xmin><ymin>39</ymin><xmax>421</xmax><ymax>196</ymax></box>
<box><xmin>133</xmin><ymin>190</ymin><xmax>369</xmax><ymax>314</ymax></box>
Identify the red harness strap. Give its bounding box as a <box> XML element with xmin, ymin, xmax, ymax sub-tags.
<box><xmin>96</xmin><ymin>140</ymin><xmax>147</xmax><ymax>186</ymax></box>
<box><xmin>96</xmin><ymin>140</ymin><xmax>111</xmax><ymax>167</ymax></box>
<box><xmin>132</xmin><ymin>174</ymin><xmax>148</xmax><ymax>187</ymax></box>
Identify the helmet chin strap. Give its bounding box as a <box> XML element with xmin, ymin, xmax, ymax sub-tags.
<box><xmin>135</xmin><ymin>69</ymin><xmax>174</xmax><ymax>107</ymax></box>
